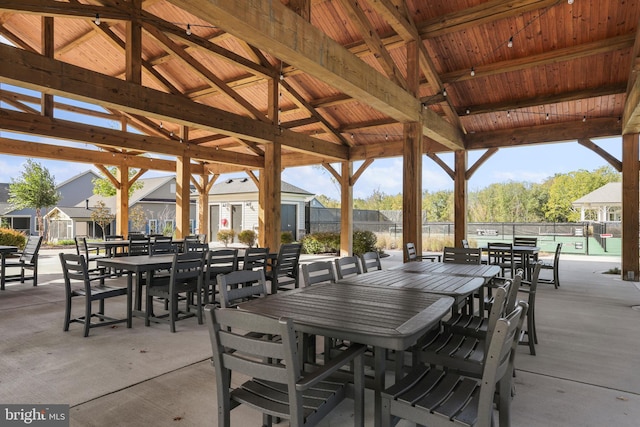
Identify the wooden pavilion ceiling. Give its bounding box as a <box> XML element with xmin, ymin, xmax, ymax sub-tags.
<box><xmin>0</xmin><ymin>0</ymin><xmax>638</xmax><ymax>175</ymax></box>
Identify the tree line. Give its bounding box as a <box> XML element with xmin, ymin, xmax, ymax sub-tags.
<box><xmin>315</xmin><ymin>166</ymin><xmax>621</xmax><ymax>223</ymax></box>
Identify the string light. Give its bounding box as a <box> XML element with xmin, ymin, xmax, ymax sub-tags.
<box><xmin>583</xmin><ymin>115</ymin><xmax>586</xmax><ymax>122</ymax></box>
<box><xmin>545</xmin><ymin>113</ymin><xmax>549</xmax><ymax>120</ymax></box>
<box><xmin>94</xmin><ymin>14</ymin><xmax>101</xmax><ymax>25</ymax></box>
<box><xmin>568</xmin><ymin>0</ymin><xmax>574</xmax><ymax>4</ymax></box>
<box><xmin>442</xmin><ymin>88</ymin><xmax>447</xmax><ymax>97</ymax></box>
<box><xmin>507</xmin><ymin>37</ymin><xmax>513</xmax><ymax>48</ymax></box>
<box><xmin>507</xmin><ymin>111</ymin><xmax>511</xmax><ymax>118</ymax></box>
<box><xmin>470</xmin><ymin>67</ymin><xmax>475</xmax><ymax>77</ymax></box>
<box><xmin>186</xmin><ymin>24</ymin><xmax>191</xmax><ymax>36</ymax></box>
<box><xmin>466</xmin><ymin>108</ymin><xmax>470</xmax><ymax>115</ymax></box>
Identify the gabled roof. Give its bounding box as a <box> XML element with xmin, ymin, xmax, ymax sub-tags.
<box><xmin>45</xmin><ymin>206</ymin><xmax>95</xmax><ymax>220</ymax></box>
<box><xmin>82</xmin><ymin>175</ymin><xmax>191</xmax><ymax>210</ymax></box>
<box><xmin>210</xmin><ymin>178</ymin><xmax>312</xmax><ymax>196</ymax></box>
<box><xmin>572</xmin><ymin>182</ymin><xmax>622</xmax><ymax>206</ymax></box>
<box><xmin>55</xmin><ymin>169</ymin><xmax>101</xmax><ymax>189</ymax></box>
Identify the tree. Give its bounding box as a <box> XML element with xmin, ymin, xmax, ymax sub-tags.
<box><xmin>91</xmin><ymin>201</ymin><xmax>115</xmax><ymax>237</ymax></box>
<box><xmin>9</xmin><ymin>159</ymin><xmax>61</xmax><ymax>238</ymax></box>
<box><xmin>544</xmin><ymin>166</ymin><xmax>620</xmax><ymax>222</ymax></box>
<box><xmin>93</xmin><ymin>167</ymin><xmax>144</xmax><ymax>197</ymax></box>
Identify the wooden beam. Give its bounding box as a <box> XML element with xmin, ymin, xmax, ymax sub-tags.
<box><xmin>442</xmin><ymin>34</ymin><xmax>635</xmax><ymax>84</ymax></box>
<box><xmin>621</xmin><ymin>133</ymin><xmax>639</xmax><ymax>281</ymax></box>
<box><xmin>166</xmin><ymin>0</ymin><xmax>463</xmax><ymax>149</ymax></box>
<box><xmin>351</xmin><ymin>159</ymin><xmax>374</xmax><ymax>185</ymax></box>
<box><xmin>0</xmin><ymin>136</ymin><xmax>179</xmax><ymax>172</ymax></box>
<box><xmin>0</xmin><ymin>108</ymin><xmax>264</xmax><ymax>168</ymax></box>
<box><xmin>465</xmin><ymin>118</ymin><xmax>622</xmax><ymax>149</ymax></box>
<box><xmin>338</xmin><ymin>0</ymin><xmax>407</xmax><ymax>90</ymax></box>
<box><xmin>577</xmin><ymin>139</ymin><xmax>622</xmax><ymax>172</ymax></box>
<box><xmin>340</xmin><ymin>161</ymin><xmax>353</xmax><ymax>256</ymax></box>
<box><xmin>0</xmin><ymin>44</ymin><xmax>348</xmax><ymax>160</ymax></box>
<box><xmin>466</xmin><ymin>148</ymin><xmax>498</xmax><ymax>180</ymax></box>
<box><xmin>426</xmin><ymin>153</ymin><xmax>454</xmax><ymax>180</ymax></box>
<box><xmin>623</xmin><ymin>19</ymin><xmax>640</xmax><ymax>134</ymax></box>
<box><xmin>454</xmin><ymin>151</ymin><xmax>467</xmax><ymax>248</ymax></box>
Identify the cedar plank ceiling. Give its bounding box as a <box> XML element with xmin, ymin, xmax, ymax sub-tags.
<box><xmin>0</xmin><ymin>0</ymin><xmax>638</xmax><ymax>173</ymax></box>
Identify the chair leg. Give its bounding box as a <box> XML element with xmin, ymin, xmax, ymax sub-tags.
<box><xmin>170</xmin><ymin>296</ymin><xmax>178</xmax><ymax>333</ymax></box>
<box><xmin>64</xmin><ymin>296</ymin><xmax>72</xmax><ymax>331</ymax></box>
<box><xmin>84</xmin><ymin>297</ymin><xmax>92</xmax><ymax>337</ymax></box>
<box><xmin>527</xmin><ymin>311</ymin><xmax>536</xmax><ymax>355</ymax></box>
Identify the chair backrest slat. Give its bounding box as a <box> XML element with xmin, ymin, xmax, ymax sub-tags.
<box><xmin>21</xmin><ymin>236</ymin><xmax>43</xmax><ymax>263</ymax></box>
<box><xmin>334</xmin><ymin>256</ymin><xmax>362</xmax><ymax>279</ymax></box>
<box><xmin>217</xmin><ymin>269</ymin><xmax>268</xmax><ymax>308</ymax></box>
<box><xmin>360</xmin><ymin>251</ymin><xmax>382</xmax><ymax>273</ymax></box>
<box><xmin>302</xmin><ymin>261</ymin><xmax>335</xmax><ymax>286</ymax></box>
<box><xmin>442</xmin><ymin>247</ymin><xmax>482</xmax><ymax>265</ymax></box>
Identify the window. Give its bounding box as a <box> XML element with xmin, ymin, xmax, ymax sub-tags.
<box><xmin>148</xmin><ymin>219</ymin><xmax>158</xmax><ymax>234</ymax></box>
<box><xmin>189</xmin><ymin>219</ymin><xmax>196</xmax><ymax>234</ymax></box>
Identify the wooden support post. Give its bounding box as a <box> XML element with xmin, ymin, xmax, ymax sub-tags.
<box><xmin>454</xmin><ymin>150</ymin><xmax>468</xmax><ymax>248</ymax></box>
<box><xmin>41</xmin><ymin>17</ymin><xmax>54</xmax><ymax>117</ymax></box>
<box><xmin>340</xmin><ymin>162</ymin><xmax>353</xmax><ymax>256</ymax></box>
<box><xmin>196</xmin><ymin>172</ymin><xmax>217</xmax><ymax>238</ymax></box>
<box><xmin>259</xmin><ymin>143</ymin><xmax>281</xmax><ymax>250</ymax></box>
<box><xmin>116</xmin><ymin>167</ymin><xmax>129</xmax><ymax>237</ymax></box>
<box><xmin>402</xmin><ymin>122</ymin><xmax>422</xmax><ymax>261</ymax></box>
<box><xmin>621</xmin><ymin>133</ymin><xmax>639</xmax><ymax>281</ymax></box>
<box><xmin>175</xmin><ymin>156</ymin><xmax>191</xmax><ymax>239</ymax></box>
<box><xmin>402</xmin><ymin>40</ymin><xmax>422</xmax><ymax>262</ymax></box>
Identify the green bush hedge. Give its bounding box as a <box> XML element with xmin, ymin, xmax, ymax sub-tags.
<box><xmin>237</xmin><ymin>229</ymin><xmax>257</xmax><ymax>247</ymax></box>
<box><xmin>281</xmin><ymin>231</ymin><xmax>294</xmax><ymax>244</ymax></box>
<box><xmin>0</xmin><ymin>228</ymin><xmax>27</xmax><ymax>250</ymax></box>
<box><xmin>301</xmin><ymin>230</ymin><xmax>378</xmax><ymax>255</ymax></box>
<box><xmin>217</xmin><ymin>229</ymin><xmax>235</xmax><ymax>246</ymax></box>
<box><xmin>353</xmin><ymin>230</ymin><xmax>377</xmax><ymax>255</ymax></box>
<box><xmin>301</xmin><ymin>232</ymin><xmax>340</xmax><ymax>254</ymax></box>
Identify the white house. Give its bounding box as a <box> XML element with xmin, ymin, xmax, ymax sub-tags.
<box><xmin>572</xmin><ymin>182</ymin><xmax>622</xmax><ymax>222</ymax></box>
<box><xmin>208</xmin><ymin>177</ymin><xmax>313</xmax><ymax>243</ymax></box>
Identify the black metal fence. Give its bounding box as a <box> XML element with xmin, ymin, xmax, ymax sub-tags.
<box><xmin>306</xmin><ymin>206</ymin><xmax>622</xmax><ymax>255</ymax></box>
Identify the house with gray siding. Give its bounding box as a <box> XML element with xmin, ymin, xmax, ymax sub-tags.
<box><xmin>2</xmin><ymin>170</ymin><xmax>100</xmax><ymax>236</ymax></box>
<box><xmin>208</xmin><ymin>177</ymin><xmax>313</xmax><ymax>243</ymax></box>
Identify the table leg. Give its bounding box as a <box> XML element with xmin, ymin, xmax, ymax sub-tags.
<box><xmin>126</xmin><ymin>277</ymin><xmax>133</xmax><ymax>328</ymax></box>
<box><xmin>374</xmin><ymin>346</ymin><xmax>385</xmax><ymax>427</ymax></box>
<box><xmin>0</xmin><ymin>253</ymin><xmax>5</xmax><ymax>291</ymax></box>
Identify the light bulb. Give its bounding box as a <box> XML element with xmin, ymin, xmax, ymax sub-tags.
<box><xmin>94</xmin><ymin>14</ymin><xmax>101</xmax><ymax>25</ymax></box>
<box><xmin>186</xmin><ymin>24</ymin><xmax>191</xmax><ymax>36</ymax></box>
<box><xmin>507</xmin><ymin>111</ymin><xmax>511</xmax><ymax>118</ymax></box>
<box><xmin>583</xmin><ymin>115</ymin><xmax>586</xmax><ymax>122</ymax></box>
<box><xmin>470</xmin><ymin>67</ymin><xmax>475</xmax><ymax>77</ymax></box>
<box><xmin>545</xmin><ymin>113</ymin><xmax>549</xmax><ymax>120</ymax></box>
<box><xmin>568</xmin><ymin>0</ymin><xmax>574</xmax><ymax>4</ymax></box>
<box><xmin>442</xmin><ymin>88</ymin><xmax>447</xmax><ymax>97</ymax></box>
<box><xmin>507</xmin><ymin>37</ymin><xmax>513</xmax><ymax>48</ymax></box>
<box><xmin>466</xmin><ymin>108</ymin><xmax>470</xmax><ymax>115</ymax></box>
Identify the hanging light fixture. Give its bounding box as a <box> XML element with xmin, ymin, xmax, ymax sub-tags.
<box><xmin>507</xmin><ymin>37</ymin><xmax>513</xmax><ymax>48</ymax></box>
<box><xmin>186</xmin><ymin>24</ymin><xmax>192</xmax><ymax>36</ymax></box>
<box><xmin>94</xmin><ymin>14</ymin><xmax>101</xmax><ymax>25</ymax></box>
<box><xmin>470</xmin><ymin>67</ymin><xmax>475</xmax><ymax>77</ymax></box>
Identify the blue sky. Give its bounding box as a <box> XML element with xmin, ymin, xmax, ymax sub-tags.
<box><xmin>0</xmin><ymin>135</ymin><xmax>622</xmax><ymax>201</ymax></box>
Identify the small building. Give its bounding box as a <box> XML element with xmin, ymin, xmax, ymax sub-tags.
<box><xmin>46</xmin><ymin>175</ymin><xmax>197</xmax><ymax>239</ymax></box>
<box><xmin>3</xmin><ymin>170</ymin><xmax>100</xmax><ymax>236</ymax></box>
<box><xmin>208</xmin><ymin>177</ymin><xmax>313</xmax><ymax>243</ymax></box>
<box><xmin>572</xmin><ymin>182</ymin><xmax>622</xmax><ymax>222</ymax></box>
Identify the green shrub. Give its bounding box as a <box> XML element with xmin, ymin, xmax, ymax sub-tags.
<box><xmin>238</xmin><ymin>229</ymin><xmax>257</xmax><ymax>247</ymax></box>
<box><xmin>301</xmin><ymin>232</ymin><xmax>340</xmax><ymax>254</ymax></box>
<box><xmin>281</xmin><ymin>231</ymin><xmax>294</xmax><ymax>244</ymax></box>
<box><xmin>217</xmin><ymin>229</ymin><xmax>235</xmax><ymax>247</ymax></box>
<box><xmin>0</xmin><ymin>228</ymin><xmax>27</xmax><ymax>250</ymax></box>
<box><xmin>353</xmin><ymin>230</ymin><xmax>377</xmax><ymax>255</ymax></box>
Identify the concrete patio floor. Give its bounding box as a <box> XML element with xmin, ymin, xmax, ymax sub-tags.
<box><xmin>1</xmin><ymin>247</ymin><xmax>639</xmax><ymax>426</ymax></box>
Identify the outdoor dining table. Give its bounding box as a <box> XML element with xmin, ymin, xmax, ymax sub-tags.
<box><xmin>97</xmin><ymin>254</ymin><xmax>175</xmax><ymax>317</ymax></box>
<box><xmin>0</xmin><ymin>245</ymin><xmax>18</xmax><ymax>290</ymax></box>
<box><xmin>238</xmin><ymin>282</ymin><xmax>453</xmax><ymax>427</ymax></box>
<box><xmin>338</xmin><ymin>269</ymin><xmax>485</xmax><ymax>315</ymax></box>
<box><xmin>389</xmin><ymin>261</ymin><xmax>501</xmax><ymax>280</ymax></box>
<box><xmin>89</xmin><ymin>239</ymin><xmax>131</xmax><ymax>258</ymax></box>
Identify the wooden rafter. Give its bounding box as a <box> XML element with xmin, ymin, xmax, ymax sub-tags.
<box><xmin>166</xmin><ymin>0</ymin><xmax>464</xmax><ymax>150</ymax></box>
<box><xmin>0</xmin><ymin>43</ymin><xmax>348</xmax><ymax>160</ymax></box>
<box><xmin>338</xmin><ymin>0</ymin><xmax>407</xmax><ymax>91</ymax></box>
<box><xmin>577</xmin><ymin>139</ymin><xmax>622</xmax><ymax>172</ymax></box>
